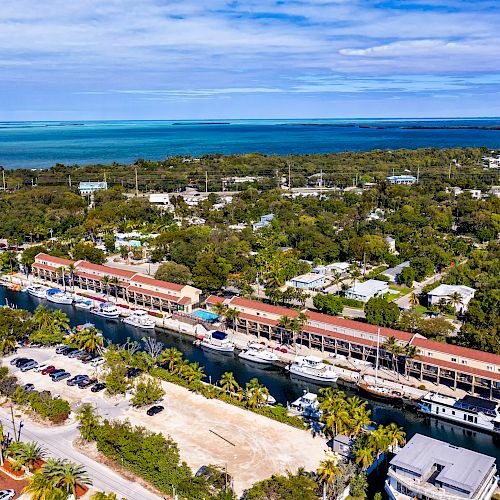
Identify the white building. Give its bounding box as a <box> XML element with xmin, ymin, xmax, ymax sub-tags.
<box><xmin>286</xmin><ymin>272</ymin><xmax>325</xmax><ymax>290</ymax></box>
<box><xmin>386</xmin><ymin>175</ymin><xmax>417</xmax><ymax>185</ymax></box>
<box><xmin>385</xmin><ymin>236</ymin><xmax>397</xmax><ymax>255</ymax></box>
<box><xmin>345</xmin><ymin>279</ymin><xmax>389</xmax><ymax>302</ymax></box>
<box><xmin>482</xmin><ymin>156</ymin><xmax>500</xmax><ymax>169</ymax></box>
<box><xmin>79</xmin><ymin>182</ymin><xmax>108</xmax><ymax>195</ymax></box>
<box><xmin>385</xmin><ymin>434</ymin><xmax>497</xmax><ymax>500</ymax></box>
<box><xmin>252</xmin><ymin>214</ymin><xmax>274</xmax><ymax>231</ymax></box>
<box><xmin>427</xmin><ymin>284</ymin><xmax>476</xmax><ymax>313</ymax></box>
<box><xmin>489</xmin><ymin>186</ymin><xmax>500</xmax><ymax>198</ymax></box>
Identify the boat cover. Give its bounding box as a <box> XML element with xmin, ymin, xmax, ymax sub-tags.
<box><xmin>212</xmin><ymin>330</ymin><xmax>227</xmax><ymax>340</ymax></box>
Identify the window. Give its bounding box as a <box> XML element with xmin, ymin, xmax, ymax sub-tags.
<box><xmin>451</xmin><ymin>357</ymin><xmax>457</xmax><ymax>362</ymax></box>
<box><xmin>462</xmin><ymin>360</ymin><xmax>467</xmax><ymax>365</ymax></box>
<box><xmin>452</xmin><ymin>411</ymin><xmax>455</xmax><ymax>415</ymax></box>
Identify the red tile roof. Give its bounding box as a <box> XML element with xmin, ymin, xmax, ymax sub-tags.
<box><xmin>416</xmin><ymin>355</ymin><xmax>500</xmax><ymax>382</ymax></box>
<box><xmin>127</xmin><ymin>285</ymin><xmax>180</xmax><ymax>303</ymax></box>
<box><xmin>178</xmin><ymin>296</ymin><xmax>191</xmax><ymax>305</ymax></box>
<box><xmin>410</xmin><ymin>337</ymin><xmax>500</xmax><ymax>366</ymax></box>
<box><xmin>304</xmin><ymin>324</ymin><xmax>378</xmax><ymax>348</ymax></box>
<box><xmin>130</xmin><ymin>274</ymin><xmax>184</xmax><ymax>291</ymax></box>
<box><xmin>306</xmin><ymin>310</ymin><xmax>413</xmax><ymax>342</ymax></box>
<box><xmin>238</xmin><ymin>312</ymin><xmax>279</xmax><ymax>327</ymax></box>
<box><xmin>35</xmin><ymin>253</ymin><xmax>74</xmax><ymax>267</ymax></box>
<box><xmin>206</xmin><ymin>295</ymin><xmax>225</xmax><ymax>305</ymax></box>
<box><xmin>75</xmin><ymin>261</ymin><xmax>136</xmax><ymax>279</ymax></box>
<box><xmin>228</xmin><ymin>297</ymin><xmax>299</xmax><ymax>317</ymax></box>
<box><xmin>75</xmin><ymin>270</ymin><xmax>102</xmax><ymax>281</ymax></box>
<box><xmin>33</xmin><ymin>263</ymin><xmax>58</xmax><ymax>272</ymax></box>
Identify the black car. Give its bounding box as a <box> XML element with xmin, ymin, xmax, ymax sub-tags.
<box><xmin>91</xmin><ymin>383</ymin><xmax>106</xmax><ymax>392</ymax></box>
<box><xmin>10</xmin><ymin>357</ymin><xmax>28</xmax><ymax>366</ymax></box>
<box><xmin>78</xmin><ymin>378</ymin><xmax>97</xmax><ymax>389</ymax></box>
<box><xmin>63</xmin><ymin>347</ymin><xmax>79</xmax><ymax>356</ymax></box>
<box><xmin>80</xmin><ymin>354</ymin><xmax>94</xmax><ymax>363</ymax></box>
<box><xmin>15</xmin><ymin>358</ymin><xmax>33</xmax><ymax>368</ymax></box>
<box><xmin>48</xmin><ymin>368</ymin><xmax>65</xmax><ymax>377</ymax></box>
<box><xmin>146</xmin><ymin>405</ymin><xmax>164</xmax><ymax>416</ymax></box>
<box><xmin>127</xmin><ymin>368</ymin><xmax>141</xmax><ymax>379</ymax></box>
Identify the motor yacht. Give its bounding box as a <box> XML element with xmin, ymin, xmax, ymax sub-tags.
<box><xmin>27</xmin><ymin>284</ymin><xmax>48</xmax><ymax>299</ymax></box>
<box><xmin>123</xmin><ymin>310</ymin><xmax>156</xmax><ymax>329</ymax></box>
<box><xmin>287</xmin><ymin>355</ymin><xmax>339</xmax><ymax>384</ymax></box>
<box><xmin>91</xmin><ymin>301</ymin><xmax>120</xmax><ymax>319</ymax></box>
<box><xmin>238</xmin><ymin>343</ymin><xmax>279</xmax><ymax>365</ymax></box>
<box><xmin>46</xmin><ymin>288</ymin><xmax>73</xmax><ymax>304</ymax></box>
<box><xmin>74</xmin><ymin>298</ymin><xmax>93</xmax><ymax>310</ymax></box>
<box><xmin>194</xmin><ymin>330</ymin><xmax>235</xmax><ymax>353</ymax></box>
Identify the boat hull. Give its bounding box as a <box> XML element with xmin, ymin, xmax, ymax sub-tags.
<box><xmin>288</xmin><ymin>366</ymin><xmax>338</xmax><ymax>384</ymax></box>
<box><xmin>123</xmin><ymin>318</ymin><xmax>155</xmax><ymax>329</ymax></box>
<box><xmin>238</xmin><ymin>351</ymin><xmax>277</xmax><ymax>365</ymax></box>
<box><xmin>357</xmin><ymin>383</ymin><xmax>403</xmax><ymax>403</ymax></box>
<box><xmin>199</xmin><ymin>341</ymin><xmax>234</xmax><ymax>353</ymax></box>
<box><xmin>28</xmin><ymin>290</ymin><xmax>47</xmax><ymax>299</ymax></box>
<box><xmin>47</xmin><ymin>295</ymin><xmax>73</xmax><ymax>305</ymax></box>
<box><xmin>91</xmin><ymin>310</ymin><xmax>120</xmax><ymax>319</ymax></box>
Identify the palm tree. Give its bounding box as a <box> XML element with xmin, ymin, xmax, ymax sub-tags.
<box><xmin>23</xmin><ymin>470</ymin><xmax>66</xmax><ymax>500</ymax></box>
<box><xmin>0</xmin><ymin>329</ymin><xmax>17</xmax><ymax>355</ymax></box>
<box><xmin>317</xmin><ymin>454</ymin><xmax>342</xmax><ymax>499</ymax></box>
<box><xmin>184</xmin><ymin>362</ymin><xmax>205</xmax><ymax>383</ymax></box>
<box><xmin>101</xmin><ymin>275</ymin><xmax>111</xmax><ymax>299</ymax></box>
<box><xmin>172</xmin><ymin>358</ymin><xmax>190</xmax><ymax>376</ymax></box>
<box><xmin>109</xmin><ymin>276</ymin><xmax>120</xmax><ymax>301</ymax></box>
<box><xmin>409</xmin><ymin>292</ymin><xmax>419</xmax><ymax>309</ymax></box>
<box><xmin>42</xmin><ymin>458</ymin><xmax>92</xmax><ymax>498</ymax></box>
<box><xmin>448</xmin><ymin>291</ymin><xmax>463</xmax><ymax>316</ymax></box>
<box><xmin>158</xmin><ymin>347</ymin><xmax>183</xmax><ymax>371</ymax></box>
<box><xmin>331</xmin><ymin>271</ymin><xmax>342</xmax><ymax>295</ymax></box>
<box><xmin>383</xmin><ymin>422</ymin><xmax>406</xmax><ymax>450</ymax></box>
<box><xmin>437</xmin><ymin>297</ymin><xmax>448</xmax><ymax>314</ymax></box>
<box><xmin>210</xmin><ymin>302</ymin><xmax>225</xmax><ymax>318</ymax></box>
<box><xmin>354</xmin><ymin>446</ymin><xmax>375</xmax><ymax>471</ymax></box>
<box><xmin>403</xmin><ymin>345</ymin><xmax>419</xmax><ymax>378</ymax></box>
<box><xmin>67</xmin><ymin>263</ymin><xmax>76</xmax><ymax>292</ymax></box>
<box><xmin>51</xmin><ymin>309</ymin><xmax>70</xmax><ymax>331</ymax></box>
<box><xmin>224</xmin><ymin>307</ymin><xmax>240</xmax><ymax>332</ymax></box>
<box><xmin>349</xmin><ymin>263</ymin><xmax>361</xmax><ymax>286</ymax></box>
<box><xmin>72</xmin><ymin>327</ymin><xmax>103</xmax><ymax>353</ymax></box>
<box><xmin>245</xmin><ymin>378</ymin><xmax>270</xmax><ymax>408</ymax></box>
<box><xmin>76</xmin><ymin>404</ymin><xmax>101</xmax><ymax>442</ymax></box>
<box><xmin>13</xmin><ymin>441</ymin><xmax>47</xmax><ymax>472</ymax></box>
<box><xmin>383</xmin><ymin>336</ymin><xmax>401</xmax><ymax>372</ymax></box>
<box><xmin>219</xmin><ymin>372</ymin><xmax>240</xmax><ymax>395</ymax></box>
<box><xmin>57</xmin><ymin>266</ymin><xmax>66</xmax><ymax>291</ymax></box>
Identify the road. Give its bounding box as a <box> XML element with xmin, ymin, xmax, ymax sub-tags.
<box><xmin>0</xmin><ymin>407</ymin><xmax>161</xmax><ymax>500</ymax></box>
<box><xmin>395</xmin><ymin>272</ymin><xmax>442</xmax><ymax>310</ymax></box>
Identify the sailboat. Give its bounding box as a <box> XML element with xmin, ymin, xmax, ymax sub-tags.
<box><xmin>357</xmin><ymin>328</ymin><xmax>404</xmax><ymax>402</ymax></box>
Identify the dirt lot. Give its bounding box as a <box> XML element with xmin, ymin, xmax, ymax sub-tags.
<box><xmin>6</xmin><ymin>347</ymin><xmax>327</xmax><ymax>494</ymax></box>
<box><xmin>0</xmin><ymin>468</ymin><xmax>28</xmax><ymax>499</ymax></box>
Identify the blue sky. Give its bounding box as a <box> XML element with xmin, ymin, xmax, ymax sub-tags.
<box><xmin>1</xmin><ymin>0</ymin><xmax>499</xmax><ymax>119</ymax></box>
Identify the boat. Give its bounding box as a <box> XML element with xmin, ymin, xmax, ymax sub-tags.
<box><xmin>356</xmin><ymin>327</ymin><xmax>403</xmax><ymax>402</ymax></box>
<box><xmin>123</xmin><ymin>310</ymin><xmax>156</xmax><ymax>329</ymax></box>
<box><xmin>289</xmin><ymin>391</ymin><xmax>321</xmax><ymax>418</ymax></box>
<box><xmin>46</xmin><ymin>288</ymin><xmax>73</xmax><ymax>304</ymax></box>
<box><xmin>418</xmin><ymin>392</ymin><xmax>500</xmax><ymax>435</ymax></box>
<box><xmin>74</xmin><ymin>298</ymin><xmax>93</xmax><ymax>310</ymax></box>
<box><xmin>75</xmin><ymin>322</ymin><xmax>96</xmax><ymax>332</ymax></box>
<box><xmin>194</xmin><ymin>330</ymin><xmax>235</xmax><ymax>353</ymax></box>
<box><xmin>27</xmin><ymin>284</ymin><xmax>48</xmax><ymax>299</ymax></box>
<box><xmin>91</xmin><ymin>301</ymin><xmax>120</xmax><ymax>319</ymax></box>
<box><xmin>287</xmin><ymin>355</ymin><xmax>339</xmax><ymax>384</ymax></box>
<box><xmin>238</xmin><ymin>343</ymin><xmax>279</xmax><ymax>365</ymax></box>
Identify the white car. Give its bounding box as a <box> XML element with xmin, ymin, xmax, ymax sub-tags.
<box><xmin>90</xmin><ymin>357</ymin><xmax>105</xmax><ymax>367</ymax></box>
<box><xmin>35</xmin><ymin>363</ymin><xmax>48</xmax><ymax>373</ymax></box>
<box><xmin>0</xmin><ymin>489</ymin><xmax>15</xmax><ymax>500</ymax></box>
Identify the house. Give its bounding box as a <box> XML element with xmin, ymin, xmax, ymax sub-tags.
<box><xmin>489</xmin><ymin>186</ymin><xmax>500</xmax><ymax>198</ymax></box>
<box><xmin>386</xmin><ymin>175</ymin><xmax>417</xmax><ymax>185</ymax></box>
<box><xmin>332</xmin><ymin>435</ymin><xmax>354</xmax><ymax>459</ymax></box>
<box><xmin>385</xmin><ymin>434</ymin><xmax>497</xmax><ymax>500</ymax></box>
<box><xmin>79</xmin><ymin>182</ymin><xmax>108</xmax><ymax>195</ymax></box>
<box><xmin>287</xmin><ymin>272</ymin><xmax>325</xmax><ymax>290</ymax></box>
<box><xmin>252</xmin><ymin>214</ymin><xmax>274</xmax><ymax>231</ymax></box>
<box><xmin>385</xmin><ymin>236</ymin><xmax>397</xmax><ymax>255</ymax></box>
<box><xmin>326</xmin><ymin>262</ymin><xmax>350</xmax><ymax>275</ymax></box>
<box><xmin>482</xmin><ymin>156</ymin><xmax>500</xmax><ymax>169</ymax></box>
<box><xmin>345</xmin><ymin>279</ymin><xmax>389</xmax><ymax>302</ymax></box>
<box><xmin>427</xmin><ymin>284</ymin><xmax>476</xmax><ymax>312</ymax></box>
<box><xmin>381</xmin><ymin>261</ymin><xmax>410</xmax><ymax>283</ymax></box>
<box><xmin>367</xmin><ymin>208</ymin><xmax>385</xmax><ymax>221</ymax></box>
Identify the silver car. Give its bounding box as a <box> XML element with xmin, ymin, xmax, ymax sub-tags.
<box><xmin>20</xmin><ymin>360</ymin><xmax>38</xmax><ymax>372</ymax></box>
<box><xmin>0</xmin><ymin>489</ymin><xmax>15</xmax><ymax>500</ymax></box>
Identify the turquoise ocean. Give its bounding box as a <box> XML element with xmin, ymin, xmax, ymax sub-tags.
<box><xmin>1</xmin><ymin>118</ymin><xmax>500</xmax><ymax>169</ymax></box>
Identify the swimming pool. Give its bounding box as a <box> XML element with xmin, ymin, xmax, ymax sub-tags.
<box><xmin>191</xmin><ymin>309</ymin><xmax>219</xmax><ymax>322</ymax></box>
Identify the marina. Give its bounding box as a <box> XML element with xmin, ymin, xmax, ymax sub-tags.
<box><xmin>1</xmin><ymin>284</ymin><xmax>499</xmax><ymax>462</ymax></box>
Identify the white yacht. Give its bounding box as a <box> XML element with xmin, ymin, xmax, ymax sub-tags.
<box><xmin>194</xmin><ymin>330</ymin><xmax>235</xmax><ymax>353</ymax></box>
<box><xmin>419</xmin><ymin>392</ymin><xmax>500</xmax><ymax>435</ymax></box>
<box><xmin>238</xmin><ymin>343</ymin><xmax>279</xmax><ymax>365</ymax></box>
<box><xmin>74</xmin><ymin>298</ymin><xmax>93</xmax><ymax>310</ymax></box>
<box><xmin>27</xmin><ymin>284</ymin><xmax>48</xmax><ymax>299</ymax></box>
<box><xmin>46</xmin><ymin>288</ymin><xmax>73</xmax><ymax>304</ymax></box>
<box><xmin>123</xmin><ymin>310</ymin><xmax>156</xmax><ymax>330</ymax></box>
<box><xmin>91</xmin><ymin>301</ymin><xmax>120</xmax><ymax>319</ymax></box>
<box><xmin>287</xmin><ymin>355</ymin><xmax>339</xmax><ymax>384</ymax></box>
<box><xmin>289</xmin><ymin>391</ymin><xmax>320</xmax><ymax>417</ymax></box>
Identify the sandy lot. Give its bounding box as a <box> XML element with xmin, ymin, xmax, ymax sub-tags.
<box><xmin>5</xmin><ymin>347</ymin><xmax>327</xmax><ymax>494</ymax></box>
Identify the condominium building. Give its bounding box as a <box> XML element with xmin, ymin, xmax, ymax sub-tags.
<box><xmin>385</xmin><ymin>434</ymin><xmax>497</xmax><ymax>500</ymax></box>
<box><xmin>31</xmin><ymin>253</ymin><xmax>201</xmax><ymax>313</ymax></box>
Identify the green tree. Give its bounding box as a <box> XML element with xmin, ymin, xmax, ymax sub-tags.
<box><xmin>9</xmin><ymin>441</ymin><xmax>46</xmax><ymax>473</ymax></box>
<box><xmin>399</xmin><ymin>266</ymin><xmax>416</xmax><ymax>287</ymax></box>
<box><xmin>313</xmin><ymin>293</ymin><xmax>343</xmax><ymax>316</ymax></box>
<box><xmin>219</xmin><ymin>372</ymin><xmax>240</xmax><ymax>395</ymax></box>
<box><xmin>349</xmin><ymin>472</ymin><xmax>368</xmax><ymax>498</ymax></box>
<box><xmin>42</xmin><ymin>458</ymin><xmax>92</xmax><ymax>497</ymax></box>
<box><xmin>155</xmin><ymin>262</ymin><xmax>192</xmax><ymax>285</ymax></box>
<box><xmin>69</xmin><ymin>326</ymin><xmax>104</xmax><ymax>353</ymax></box>
<box><xmin>245</xmin><ymin>378</ymin><xmax>270</xmax><ymax>408</ymax></box>
<box><xmin>192</xmin><ymin>250</ymin><xmax>231</xmax><ymax>294</ymax></box>
<box><xmin>158</xmin><ymin>347</ymin><xmax>183</xmax><ymax>371</ymax></box>
<box><xmin>76</xmin><ymin>404</ymin><xmax>101</xmax><ymax>442</ymax></box>
<box><xmin>131</xmin><ymin>376</ymin><xmax>165</xmax><ymax>407</ymax></box>
<box><xmin>364</xmin><ymin>297</ymin><xmax>400</xmax><ymax>328</ymax></box>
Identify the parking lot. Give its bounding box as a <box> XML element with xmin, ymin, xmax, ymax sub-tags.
<box><xmin>0</xmin><ymin>468</ymin><xmax>28</xmax><ymax>499</ymax></box>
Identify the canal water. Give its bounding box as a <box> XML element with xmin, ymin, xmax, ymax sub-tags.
<box><xmin>2</xmin><ymin>287</ymin><xmax>499</xmax><ymax>463</ymax></box>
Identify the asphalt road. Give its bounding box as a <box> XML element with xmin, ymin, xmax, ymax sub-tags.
<box><xmin>0</xmin><ymin>406</ymin><xmax>161</xmax><ymax>500</ymax></box>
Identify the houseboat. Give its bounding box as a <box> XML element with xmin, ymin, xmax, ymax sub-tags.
<box><xmin>47</xmin><ymin>288</ymin><xmax>73</xmax><ymax>305</ymax></box>
<box><xmin>419</xmin><ymin>392</ymin><xmax>500</xmax><ymax>435</ymax></box>
<box><xmin>194</xmin><ymin>330</ymin><xmax>235</xmax><ymax>353</ymax></box>
<box><xmin>91</xmin><ymin>301</ymin><xmax>120</xmax><ymax>319</ymax></box>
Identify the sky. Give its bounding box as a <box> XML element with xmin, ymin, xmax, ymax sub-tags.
<box><xmin>1</xmin><ymin>0</ymin><xmax>500</xmax><ymax>120</ymax></box>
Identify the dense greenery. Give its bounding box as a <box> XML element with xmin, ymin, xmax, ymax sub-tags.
<box><xmin>364</xmin><ymin>297</ymin><xmax>400</xmax><ymax>328</ymax></box>
<box><xmin>243</xmin><ymin>469</ymin><xmax>319</xmax><ymax>499</ymax></box>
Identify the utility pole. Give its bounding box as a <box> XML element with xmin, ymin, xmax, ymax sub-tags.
<box><xmin>2</xmin><ymin>170</ymin><xmax>5</xmax><ymax>191</ymax></box>
<box><xmin>135</xmin><ymin>168</ymin><xmax>139</xmax><ymax>196</ymax></box>
<box><xmin>448</xmin><ymin>162</ymin><xmax>452</xmax><ymax>180</ymax></box>
<box><xmin>416</xmin><ymin>167</ymin><xmax>420</xmax><ymax>184</ymax></box>
<box><xmin>10</xmin><ymin>406</ymin><xmax>16</xmax><ymax>442</ymax></box>
<box><xmin>68</xmin><ymin>174</ymin><xmax>72</xmax><ymax>188</ymax></box>
<box><xmin>288</xmin><ymin>162</ymin><xmax>292</xmax><ymax>189</ymax></box>
<box><xmin>205</xmin><ymin>171</ymin><xmax>208</xmax><ymax>194</ymax></box>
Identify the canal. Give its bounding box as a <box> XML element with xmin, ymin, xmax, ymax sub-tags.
<box><xmin>2</xmin><ymin>286</ymin><xmax>500</xmax><ymax>463</ymax></box>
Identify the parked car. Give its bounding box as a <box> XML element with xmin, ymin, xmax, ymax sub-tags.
<box><xmin>13</xmin><ymin>357</ymin><xmax>30</xmax><ymax>367</ymax></box>
<box><xmin>23</xmin><ymin>383</ymin><xmax>35</xmax><ymax>393</ymax></box>
<box><xmin>146</xmin><ymin>405</ymin><xmax>164</xmax><ymax>416</ymax></box>
<box><xmin>90</xmin><ymin>357</ymin><xmax>105</xmax><ymax>367</ymax></box>
<box><xmin>67</xmin><ymin>375</ymin><xmax>89</xmax><ymax>386</ymax></box>
<box><xmin>55</xmin><ymin>345</ymin><xmax>69</xmax><ymax>354</ymax></box>
<box><xmin>9</xmin><ymin>357</ymin><xmax>22</xmax><ymax>366</ymax></box>
<box><xmin>20</xmin><ymin>360</ymin><xmax>38</xmax><ymax>372</ymax></box>
<box><xmin>68</xmin><ymin>350</ymin><xmax>85</xmax><ymax>359</ymax></box>
<box><xmin>51</xmin><ymin>371</ymin><xmax>71</xmax><ymax>382</ymax></box>
<box><xmin>91</xmin><ymin>383</ymin><xmax>106</xmax><ymax>392</ymax></box>
<box><xmin>34</xmin><ymin>363</ymin><xmax>48</xmax><ymax>373</ymax></box>
<box><xmin>78</xmin><ymin>378</ymin><xmax>97</xmax><ymax>389</ymax></box>
<box><xmin>41</xmin><ymin>365</ymin><xmax>56</xmax><ymax>375</ymax></box>
<box><xmin>62</xmin><ymin>347</ymin><xmax>78</xmax><ymax>356</ymax></box>
<box><xmin>76</xmin><ymin>351</ymin><xmax>91</xmax><ymax>360</ymax></box>
<box><xmin>0</xmin><ymin>489</ymin><xmax>15</xmax><ymax>500</ymax></box>
<box><xmin>80</xmin><ymin>354</ymin><xmax>94</xmax><ymax>363</ymax></box>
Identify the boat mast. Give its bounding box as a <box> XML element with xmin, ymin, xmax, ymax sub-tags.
<box><xmin>375</xmin><ymin>327</ymin><xmax>380</xmax><ymax>386</ymax></box>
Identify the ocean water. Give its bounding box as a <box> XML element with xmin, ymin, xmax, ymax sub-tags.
<box><xmin>0</xmin><ymin>118</ymin><xmax>500</xmax><ymax>169</ymax></box>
